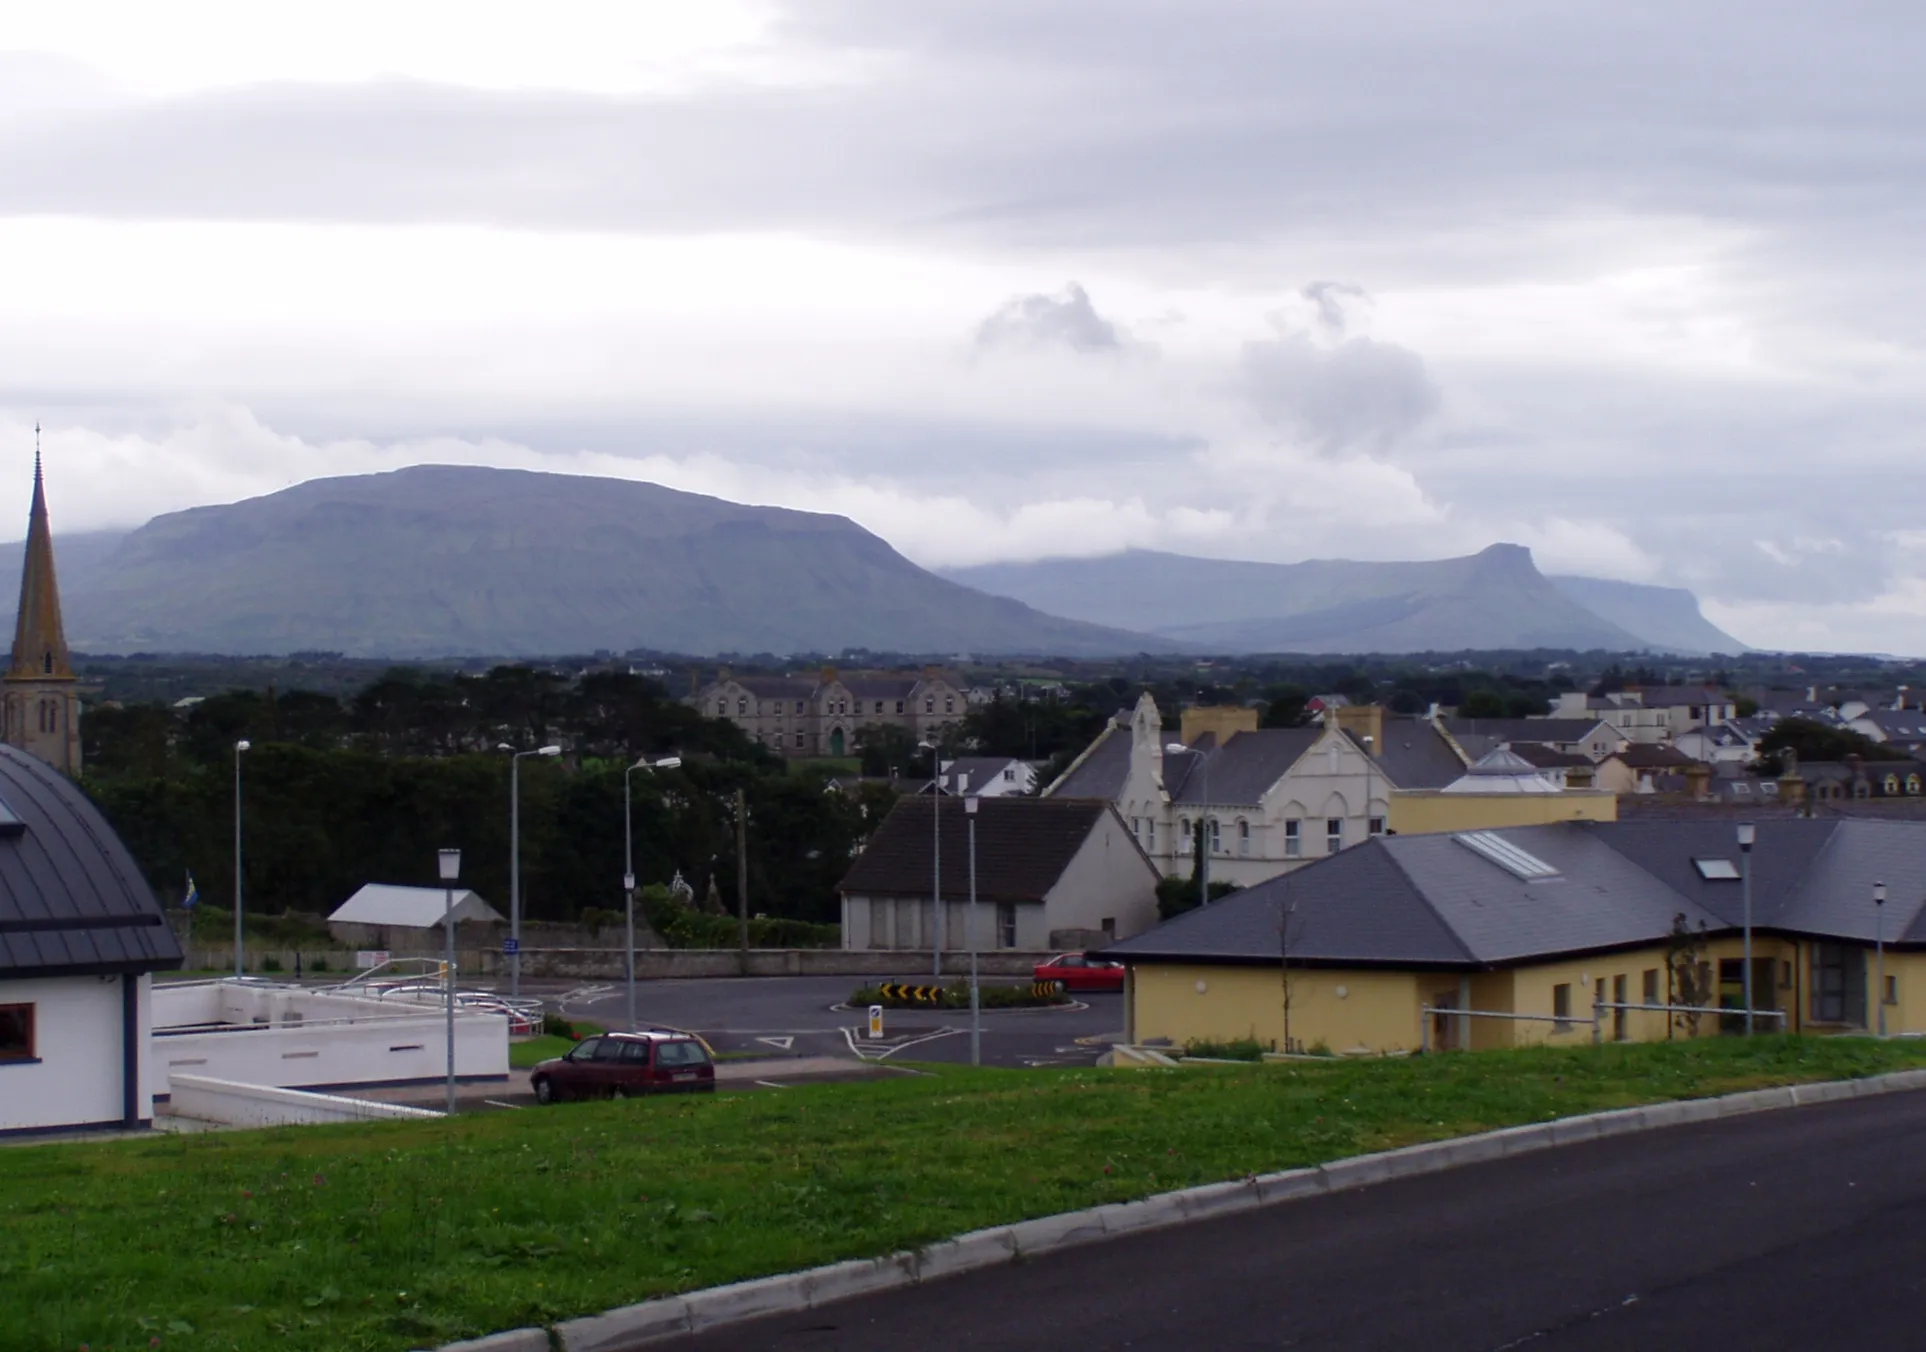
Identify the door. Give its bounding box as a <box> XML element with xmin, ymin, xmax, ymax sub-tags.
<box><xmin>556</xmin><ymin>1036</ymin><xmax>602</xmax><ymax>1098</ymax></box>
<box><xmin>1720</xmin><ymin>958</ymin><xmax>1781</xmax><ymax>1033</ymax></box>
<box><xmin>617</xmin><ymin>1039</ymin><xmax>652</xmax><ymax>1093</ymax></box>
<box><xmin>829</xmin><ymin>728</ymin><xmax>846</xmax><ymax>757</ymax></box>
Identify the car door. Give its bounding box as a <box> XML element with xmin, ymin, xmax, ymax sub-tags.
<box><xmin>586</xmin><ymin>1037</ymin><xmax>627</xmax><ymax>1095</ymax></box>
<box><xmin>618</xmin><ymin>1038</ymin><xmax>653</xmax><ymax>1093</ymax></box>
<box><xmin>1057</xmin><ymin>953</ymin><xmax>1088</xmax><ymax>990</ymax></box>
<box><xmin>558</xmin><ymin>1036</ymin><xmax>602</xmax><ymax>1099</ymax></box>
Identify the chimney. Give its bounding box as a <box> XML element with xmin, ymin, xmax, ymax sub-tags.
<box><xmin>1334</xmin><ymin>704</ymin><xmax>1386</xmax><ymax>757</ymax></box>
<box><xmin>821</xmin><ymin>665</ymin><xmax>838</xmax><ymax>685</ymax></box>
<box><xmin>1179</xmin><ymin>703</ymin><xmax>1260</xmax><ymax>747</ymax></box>
<box><xmin>1684</xmin><ymin>763</ymin><xmax>1712</xmax><ymax>800</ymax></box>
<box><xmin>1808</xmin><ymin>685</ymin><xmax>1817</xmax><ymax>702</ymax></box>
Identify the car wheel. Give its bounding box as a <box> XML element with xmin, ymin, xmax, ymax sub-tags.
<box><xmin>533</xmin><ymin>1076</ymin><xmax>554</xmax><ymax>1105</ymax></box>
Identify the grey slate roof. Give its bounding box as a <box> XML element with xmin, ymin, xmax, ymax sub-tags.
<box><xmin>1344</xmin><ymin>719</ymin><xmax>1467</xmax><ymax>789</ymax></box>
<box><xmin>0</xmin><ymin>745</ymin><xmax>183</xmax><ymax>977</ymax></box>
<box><xmin>938</xmin><ymin>757</ymin><xmax>1022</xmax><ymax>795</ymax></box>
<box><xmin>1105</xmin><ymin>818</ymin><xmax>1926</xmax><ymax>969</ymax></box>
<box><xmin>1046</xmin><ymin>723</ymin><xmax>1131</xmax><ymax>800</ymax></box>
<box><xmin>1445</xmin><ymin>718</ymin><xmax>1622</xmax><ymax>746</ymax></box>
<box><xmin>1170</xmin><ymin>729</ymin><xmax>1321</xmax><ymax>806</ymax></box>
<box><xmin>838</xmin><ymin>796</ymin><xmax>1123</xmax><ymax>903</ymax></box>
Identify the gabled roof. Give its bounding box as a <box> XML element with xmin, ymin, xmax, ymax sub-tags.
<box><xmin>1445</xmin><ymin>717</ymin><xmax>1623</xmax><ymax>745</ymax></box>
<box><xmin>725</xmin><ymin>675</ymin><xmax>817</xmax><ymax>699</ymax></box>
<box><xmin>1045</xmin><ymin>721</ymin><xmax>1132</xmax><ymax>800</ymax></box>
<box><xmin>0</xmin><ymin>746</ymin><xmax>181</xmax><ymax>977</ymax></box>
<box><xmin>1345</xmin><ymin>719</ymin><xmax>1468</xmax><ymax>789</ymax></box>
<box><xmin>837</xmin><ymin>796</ymin><xmax>1129</xmax><ymax>903</ymax></box>
<box><xmin>329</xmin><ymin>884</ymin><xmax>505</xmax><ymax>929</ymax></box>
<box><xmin>1630</xmin><ymin>687</ymin><xmax>1729</xmax><ymax>708</ymax></box>
<box><xmin>939</xmin><ymin>757</ymin><xmax>1024</xmax><ymax>795</ymax></box>
<box><xmin>1505</xmin><ymin>743</ymin><xmax>1592</xmax><ymax>769</ymax></box>
<box><xmin>1171</xmin><ymin>728</ymin><xmax>1323</xmax><ymax>806</ymax></box>
<box><xmin>1606</xmin><ymin>744</ymin><xmax>1698</xmax><ymax>770</ymax></box>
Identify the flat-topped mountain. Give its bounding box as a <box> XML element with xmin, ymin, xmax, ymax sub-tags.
<box><xmin>944</xmin><ymin>545</ymin><xmax>1749</xmax><ymax>655</ymax></box>
<box><xmin>12</xmin><ymin>466</ymin><xmax>1170</xmax><ymax>658</ymax></box>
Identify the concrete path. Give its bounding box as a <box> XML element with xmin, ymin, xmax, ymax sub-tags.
<box><xmin>675</xmin><ymin>1087</ymin><xmax>1926</xmax><ymax>1350</ymax></box>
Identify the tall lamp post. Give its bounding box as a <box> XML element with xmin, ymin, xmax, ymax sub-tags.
<box><xmin>439</xmin><ymin>847</ymin><xmax>461</xmax><ymax>1116</ymax></box>
<box><xmin>233</xmin><ymin>739</ymin><xmax>250</xmax><ymax>978</ymax></box>
<box><xmin>1875</xmin><ymin>880</ymin><xmax>1888</xmax><ymax>1037</ymax></box>
<box><xmin>1737</xmin><ymin>821</ymin><xmax>1756</xmax><ymax>1034</ymax></box>
<box><xmin>500</xmin><ymin>743</ymin><xmax>562</xmax><ymax>1000</ymax></box>
<box><xmin>921</xmin><ymin>740</ymin><xmax>943</xmax><ymax>978</ymax></box>
<box><xmin>966</xmin><ymin>793</ymin><xmax>981</xmax><ymax>1066</ymax></box>
<box><xmin>1362</xmin><ymin>733</ymin><xmax>1377</xmax><ymax>843</ymax></box>
<box><xmin>623</xmin><ymin>755</ymin><xmax>682</xmax><ymax>1033</ymax></box>
<box><xmin>1167</xmin><ymin>742</ymin><xmax>1211</xmax><ymax>904</ymax></box>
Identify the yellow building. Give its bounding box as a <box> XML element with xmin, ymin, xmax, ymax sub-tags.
<box><xmin>1389</xmin><ymin>746</ymin><xmax>1615</xmax><ymax>836</ymax></box>
<box><xmin>1111</xmin><ymin>819</ymin><xmax>1919</xmax><ymax>1054</ymax></box>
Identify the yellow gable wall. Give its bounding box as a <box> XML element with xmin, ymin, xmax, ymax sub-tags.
<box><xmin>1130</xmin><ymin>964</ymin><xmax>1422</xmax><ymax>1053</ymax></box>
<box><xmin>1388</xmin><ymin>790</ymin><xmax>1616</xmax><ymax>836</ymax></box>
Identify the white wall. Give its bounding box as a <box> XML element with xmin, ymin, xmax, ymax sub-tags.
<box><xmin>0</xmin><ymin>973</ymin><xmax>150</xmax><ymax>1134</ymax></box>
<box><xmin>1045</xmin><ymin>810</ymin><xmax>1160</xmax><ymax>940</ymax></box>
<box><xmin>151</xmin><ymin>980</ymin><xmax>508</xmax><ymax>1096</ymax></box>
<box><xmin>167</xmin><ymin>1075</ymin><xmax>443</xmax><ymax>1127</ymax></box>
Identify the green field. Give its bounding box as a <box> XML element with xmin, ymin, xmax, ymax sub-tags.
<box><xmin>7</xmin><ymin>1037</ymin><xmax>1925</xmax><ymax>1351</ymax></box>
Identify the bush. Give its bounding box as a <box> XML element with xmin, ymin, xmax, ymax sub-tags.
<box><xmin>1156</xmin><ymin>877</ymin><xmax>1240</xmax><ymax>920</ymax></box>
<box><xmin>259</xmin><ymin>955</ymin><xmax>283</xmax><ymax>973</ymax></box>
<box><xmin>642</xmin><ymin>890</ymin><xmax>839</xmax><ymax>950</ymax></box>
<box><xmin>1183</xmin><ymin>1037</ymin><xmax>1267</xmax><ymax>1061</ymax></box>
<box><xmin>309</xmin><ymin>955</ymin><xmax>329</xmax><ymax>973</ymax></box>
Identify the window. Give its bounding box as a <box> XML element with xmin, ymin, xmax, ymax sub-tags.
<box><xmin>1179</xmin><ymin>817</ymin><xmax>1191</xmax><ymax>841</ymax></box>
<box><xmin>593</xmin><ymin>1038</ymin><xmax>625</xmax><ymax>1062</ymax></box>
<box><xmin>1003</xmin><ymin>767</ymin><xmax>1016</xmax><ymax>781</ymax></box>
<box><xmin>1731</xmin><ymin>782</ymin><xmax>1751</xmax><ymax>796</ymax></box>
<box><xmin>945</xmin><ymin>697</ymin><xmax>955</xmax><ymax>713</ymax></box>
<box><xmin>1910</xmin><ymin>776</ymin><xmax>1923</xmax><ymax>796</ymax></box>
<box><xmin>925</xmin><ymin>699</ymin><xmax>935</xmax><ymax>714</ymax></box>
<box><xmin>1147</xmin><ymin>821</ymin><xmax>1156</xmax><ymax>850</ymax></box>
<box><xmin>1368</xmin><ymin>817</ymin><xmax>1385</xmax><ymax>838</ymax></box>
<box><xmin>1887</xmin><ymin>775</ymin><xmax>1903</xmax><ymax>796</ymax></box>
<box><xmin>1552</xmin><ymin>983</ymin><xmax>1572</xmax><ymax>1031</ymax></box>
<box><xmin>1642</xmin><ymin>969</ymin><xmax>1659</xmax><ymax>1005</ymax></box>
<box><xmin>796</xmin><ymin>701</ymin><xmax>805</xmax><ymax>714</ymax></box>
<box><xmin>794</xmin><ymin>733</ymin><xmax>805</xmax><ymax>748</ymax></box>
<box><xmin>1612</xmin><ymin>974</ymin><xmax>1628</xmax><ymax>1041</ymax></box>
<box><xmin>896</xmin><ymin>700</ymin><xmax>905</xmax><ymax>714</ymax></box>
<box><xmin>620</xmin><ymin>1040</ymin><xmax>651</xmax><ymax>1062</ymax></box>
<box><xmin>569</xmin><ymin>1036</ymin><xmax>604</xmax><ymax>1060</ymax></box>
<box><xmin>0</xmin><ymin>1003</ymin><xmax>33</xmax><ymax>1062</ymax></box>
<box><xmin>1208</xmin><ymin>818</ymin><xmax>1221</xmax><ymax>853</ymax></box>
<box><xmin>1811</xmin><ymin>943</ymin><xmax>1866</xmax><ymax>1026</ymax></box>
<box><xmin>1885</xmin><ymin>975</ymin><xmax>1899</xmax><ymax>1007</ymax></box>
<box><xmin>874</xmin><ymin>701</ymin><xmax>884</xmax><ymax>714</ymax></box>
<box><xmin>996</xmin><ymin>903</ymin><xmax>1017</xmax><ymax>949</ymax></box>
<box><xmin>738</xmin><ymin>698</ymin><xmax>748</xmax><ymax>715</ymax></box>
<box><xmin>1692</xmin><ymin>858</ymin><xmax>1741</xmax><ymax>881</ymax></box>
<box><xmin>1285</xmin><ymin>820</ymin><xmax>1301</xmax><ymax>858</ymax></box>
<box><xmin>1326</xmin><ymin>818</ymin><xmax>1343</xmax><ymax>854</ymax></box>
<box><xmin>716</xmin><ymin>702</ymin><xmax>727</xmax><ymax>717</ymax></box>
<box><xmin>657</xmin><ymin>1040</ymin><xmax>710</xmax><ymax>1067</ymax></box>
<box><xmin>1237</xmin><ymin>819</ymin><xmax>1250</xmax><ymax>856</ymax></box>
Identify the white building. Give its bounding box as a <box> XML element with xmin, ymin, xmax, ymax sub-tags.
<box><xmin>0</xmin><ymin>744</ymin><xmax>182</xmax><ymax>1137</ymax></box>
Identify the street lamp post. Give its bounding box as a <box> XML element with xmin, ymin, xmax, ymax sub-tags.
<box><xmin>922</xmin><ymin>740</ymin><xmax>943</xmax><ymax>978</ymax></box>
<box><xmin>1362</xmin><ymin>733</ymin><xmax>1377</xmax><ymax>844</ymax></box>
<box><xmin>1737</xmin><ymin>821</ymin><xmax>1756</xmax><ymax>1035</ymax></box>
<box><xmin>439</xmin><ymin>848</ymin><xmax>461</xmax><ymax>1116</ymax></box>
<box><xmin>623</xmin><ymin>755</ymin><xmax>682</xmax><ymax>1034</ymax></box>
<box><xmin>1875</xmin><ymin>880</ymin><xmax>1888</xmax><ymax>1037</ymax></box>
<box><xmin>500</xmin><ymin>743</ymin><xmax>562</xmax><ymax>1001</ymax></box>
<box><xmin>233</xmin><ymin>740</ymin><xmax>250</xmax><ymax>978</ymax></box>
<box><xmin>966</xmin><ymin>793</ymin><xmax>981</xmax><ymax>1066</ymax></box>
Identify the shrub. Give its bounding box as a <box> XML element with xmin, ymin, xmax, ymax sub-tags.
<box><xmin>643</xmin><ymin>891</ymin><xmax>840</xmax><ymax>950</ymax></box>
<box><xmin>259</xmin><ymin>955</ymin><xmax>283</xmax><ymax>973</ymax></box>
<box><xmin>1183</xmin><ymin>1037</ymin><xmax>1267</xmax><ymax>1062</ymax></box>
<box><xmin>849</xmin><ymin>981</ymin><xmax>1069</xmax><ymax>1011</ymax></box>
<box><xmin>309</xmin><ymin>955</ymin><xmax>329</xmax><ymax>973</ymax></box>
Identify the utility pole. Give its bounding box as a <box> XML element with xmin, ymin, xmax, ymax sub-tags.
<box><xmin>735</xmin><ymin>787</ymin><xmax>749</xmax><ymax>971</ymax></box>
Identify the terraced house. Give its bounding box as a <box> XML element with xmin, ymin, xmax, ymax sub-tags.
<box><xmin>694</xmin><ymin>666</ymin><xmax>966</xmax><ymax>758</ymax></box>
<box><xmin>1108</xmin><ymin>818</ymin><xmax>1926</xmax><ymax>1056</ymax></box>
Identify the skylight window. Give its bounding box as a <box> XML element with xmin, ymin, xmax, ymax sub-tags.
<box><xmin>1455</xmin><ymin>831</ymin><xmax>1560</xmax><ymax>880</ymax></box>
<box><xmin>1693</xmin><ymin>858</ymin><xmax>1741</xmax><ymax>881</ymax></box>
<box><xmin>0</xmin><ymin>795</ymin><xmax>21</xmax><ymax>837</ymax></box>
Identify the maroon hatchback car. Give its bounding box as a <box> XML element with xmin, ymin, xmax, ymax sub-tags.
<box><xmin>530</xmin><ymin>1031</ymin><xmax>716</xmax><ymax>1104</ymax></box>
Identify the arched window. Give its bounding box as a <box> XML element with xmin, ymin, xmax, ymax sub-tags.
<box><xmin>1909</xmin><ymin>776</ymin><xmax>1921</xmax><ymax>796</ymax></box>
<box><xmin>1179</xmin><ymin>816</ymin><xmax>1191</xmax><ymax>841</ymax></box>
<box><xmin>1237</xmin><ymin>819</ymin><xmax>1250</xmax><ymax>856</ymax></box>
<box><xmin>1207</xmin><ymin>818</ymin><xmax>1221</xmax><ymax>853</ymax></box>
<box><xmin>738</xmin><ymin>698</ymin><xmax>748</xmax><ymax>715</ymax></box>
<box><xmin>1886</xmin><ymin>775</ymin><xmax>1902</xmax><ymax>796</ymax></box>
<box><xmin>41</xmin><ymin>650</ymin><xmax>51</xmax><ymax>674</ymax></box>
<box><xmin>945</xmin><ymin>697</ymin><xmax>955</xmax><ymax>714</ymax></box>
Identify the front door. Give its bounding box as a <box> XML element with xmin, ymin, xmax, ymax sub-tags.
<box><xmin>1719</xmin><ymin>958</ymin><xmax>1780</xmax><ymax>1033</ymax></box>
<box><xmin>829</xmin><ymin>728</ymin><xmax>846</xmax><ymax>757</ymax></box>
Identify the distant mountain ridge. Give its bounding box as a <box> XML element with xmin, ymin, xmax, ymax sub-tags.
<box><xmin>943</xmin><ymin>546</ymin><xmax>1748</xmax><ymax>655</ymax></box>
<box><xmin>7</xmin><ymin>467</ymin><xmax>1172</xmax><ymax>658</ymax></box>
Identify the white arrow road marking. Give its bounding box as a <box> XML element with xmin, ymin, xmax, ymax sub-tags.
<box><xmin>840</xmin><ymin>1025</ymin><xmax>964</xmax><ymax>1061</ymax></box>
<box><xmin>756</xmin><ymin>1036</ymin><xmax>795</xmax><ymax>1051</ymax></box>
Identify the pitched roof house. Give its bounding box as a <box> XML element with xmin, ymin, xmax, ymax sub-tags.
<box><xmin>837</xmin><ymin>796</ymin><xmax>1159</xmax><ymax>953</ymax></box>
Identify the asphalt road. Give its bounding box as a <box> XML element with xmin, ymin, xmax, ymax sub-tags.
<box><xmin>533</xmin><ymin>975</ymin><xmax>1122</xmax><ymax>1070</ymax></box>
<box><xmin>679</xmin><ymin>1089</ymin><xmax>1926</xmax><ymax>1351</ymax></box>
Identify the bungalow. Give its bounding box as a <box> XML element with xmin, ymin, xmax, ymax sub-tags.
<box><xmin>1107</xmin><ymin>818</ymin><xmax>1926</xmax><ymax>1055</ymax></box>
<box><xmin>0</xmin><ymin>745</ymin><xmax>182</xmax><ymax>1136</ymax></box>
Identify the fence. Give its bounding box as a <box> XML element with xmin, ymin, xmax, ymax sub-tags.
<box><xmin>1420</xmin><ymin>1000</ymin><xmax>1789</xmax><ymax>1052</ymax></box>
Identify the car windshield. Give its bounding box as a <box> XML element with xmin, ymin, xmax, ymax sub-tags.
<box><xmin>655</xmin><ymin>1040</ymin><xmax>710</xmax><ymax>1068</ymax></box>
<box><xmin>570</xmin><ymin>1037</ymin><xmax>602</xmax><ymax>1060</ymax></box>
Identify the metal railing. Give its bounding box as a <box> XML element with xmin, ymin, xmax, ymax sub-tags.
<box><xmin>1419</xmin><ymin>1000</ymin><xmax>1789</xmax><ymax>1052</ymax></box>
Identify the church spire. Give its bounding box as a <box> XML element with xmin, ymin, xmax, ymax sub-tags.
<box><xmin>8</xmin><ymin>427</ymin><xmax>74</xmax><ymax>682</ymax></box>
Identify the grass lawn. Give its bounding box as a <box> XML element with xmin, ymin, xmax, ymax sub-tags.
<box><xmin>8</xmin><ymin>1037</ymin><xmax>1926</xmax><ymax>1351</ymax></box>
<box><xmin>507</xmin><ymin>1036</ymin><xmax>578</xmax><ymax>1069</ymax></box>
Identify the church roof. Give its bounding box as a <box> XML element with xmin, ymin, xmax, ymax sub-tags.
<box><xmin>7</xmin><ymin>453</ymin><xmax>74</xmax><ymax>683</ymax></box>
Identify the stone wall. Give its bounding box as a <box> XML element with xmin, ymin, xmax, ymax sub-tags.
<box><xmin>185</xmin><ymin>946</ymin><xmax>1052</xmax><ymax>981</ymax></box>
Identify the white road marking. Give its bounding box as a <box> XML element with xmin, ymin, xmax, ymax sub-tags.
<box><xmin>753</xmin><ymin>1079</ymin><xmax>791</xmax><ymax>1089</ymax></box>
<box><xmin>841</xmin><ymin>1025</ymin><xmax>964</xmax><ymax>1061</ymax></box>
<box><xmin>756</xmin><ymin>1036</ymin><xmax>796</xmax><ymax>1051</ymax></box>
<box><xmin>484</xmin><ymin>1100</ymin><xmax>523</xmax><ymax>1109</ymax></box>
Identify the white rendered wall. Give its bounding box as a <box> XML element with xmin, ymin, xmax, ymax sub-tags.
<box><xmin>168</xmin><ymin>1075</ymin><xmax>443</xmax><ymax>1127</ymax></box>
<box><xmin>0</xmin><ymin>974</ymin><xmax>147</xmax><ymax>1133</ymax></box>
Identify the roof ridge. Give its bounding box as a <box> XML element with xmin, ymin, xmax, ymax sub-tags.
<box><xmin>1374</xmin><ymin>838</ymin><xmax>1479</xmax><ymax>964</ymax></box>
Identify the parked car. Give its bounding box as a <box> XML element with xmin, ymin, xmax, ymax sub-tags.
<box><xmin>1033</xmin><ymin>952</ymin><xmax>1126</xmax><ymax>993</ymax></box>
<box><xmin>530</xmin><ymin>1031</ymin><xmax>716</xmax><ymax>1104</ymax></box>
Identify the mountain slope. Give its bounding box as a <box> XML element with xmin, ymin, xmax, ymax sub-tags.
<box><xmin>944</xmin><ymin>545</ymin><xmax>1709</xmax><ymax>653</ymax></box>
<box><xmin>17</xmin><ymin>467</ymin><xmax>1169</xmax><ymax>658</ymax></box>
<box><xmin>1547</xmin><ymin>575</ymin><xmax>1748</xmax><ymax>654</ymax></box>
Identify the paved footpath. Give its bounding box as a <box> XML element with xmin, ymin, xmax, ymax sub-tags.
<box><xmin>680</xmin><ymin>1089</ymin><xmax>1926</xmax><ymax>1350</ymax></box>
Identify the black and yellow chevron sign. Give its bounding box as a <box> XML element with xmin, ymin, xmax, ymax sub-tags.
<box><xmin>1033</xmin><ymin>980</ymin><xmax>1066</xmax><ymax>999</ymax></box>
<box><xmin>878</xmin><ymin>982</ymin><xmax>943</xmax><ymax>1005</ymax></box>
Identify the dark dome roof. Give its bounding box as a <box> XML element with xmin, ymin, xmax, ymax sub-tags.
<box><xmin>0</xmin><ymin>745</ymin><xmax>181</xmax><ymax>977</ymax></box>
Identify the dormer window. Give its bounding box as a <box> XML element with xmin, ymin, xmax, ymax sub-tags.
<box><xmin>42</xmin><ymin>650</ymin><xmax>51</xmax><ymax>674</ymax></box>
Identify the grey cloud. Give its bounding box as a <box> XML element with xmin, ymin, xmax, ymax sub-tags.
<box><xmin>974</xmin><ymin>283</ymin><xmax>1123</xmax><ymax>354</ymax></box>
<box><xmin>1238</xmin><ymin>323</ymin><xmax>1440</xmax><ymax>454</ymax></box>
<box><xmin>1302</xmin><ymin>281</ymin><xmax>1365</xmax><ymax>335</ymax></box>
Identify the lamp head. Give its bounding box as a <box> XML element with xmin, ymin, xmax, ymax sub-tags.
<box><xmin>537</xmin><ymin>745</ymin><xmax>562</xmax><ymax>757</ymax></box>
<box><xmin>235</xmin><ymin>739</ymin><xmax>251</xmax><ymax>753</ymax></box>
<box><xmin>965</xmin><ymin>794</ymin><xmax>980</xmax><ymax>816</ymax></box>
<box><xmin>1165</xmin><ymin>741</ymin><xmax>1189</xmax><ymax>754</ymax></box>
<box><xmin>1876</xmin><ymin>880</ymin><xmax>1888</xmax><ymax>905</ymax></box>
<box><xmin>497</xmin><ymin>742</ymin><xmax>514</xmax><ymax>752</ymax></box>
<box><xmin>654</xmin><ymin>755</ymin><xmax>683</xmax><ymax>770</ymax></box>
<box><xmin>437</xmin><ymin>848</ymin><xmax>461</xmax><ymax>881</ymax></box>
<box><xmin>1736</xmin><ymin>822</ymin><xmax>1756</xmax><ymax>851</ymax></box>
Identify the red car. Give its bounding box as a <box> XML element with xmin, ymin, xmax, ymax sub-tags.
<box><xmin>531</xmin><ymin>1031</ymin><xmax>716</xmax><ymax>1103</ymax></box>
<box><xmin>1033</xmin><ymin>952</ymin><xmax>1126</xmax><ymax>993</ymax></box>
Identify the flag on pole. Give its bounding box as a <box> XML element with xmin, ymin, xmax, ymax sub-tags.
<box><xmin>182</xmin><ymin>871</ymin><xmax>200</xmax><ymax>910</ymax></box>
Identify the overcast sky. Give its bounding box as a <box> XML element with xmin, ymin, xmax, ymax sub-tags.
<box><xmin>2</xmin><ymin>1</ymin><xmax>1923</xmax><ymax>652</ymax></box>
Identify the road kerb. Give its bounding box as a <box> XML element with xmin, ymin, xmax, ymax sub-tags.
<box><xmin>448</xmin><ymin>1067</ymin><xmax>1926</xmax><ymax>1351</ymax></box>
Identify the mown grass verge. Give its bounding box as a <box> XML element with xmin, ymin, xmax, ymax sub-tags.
<box><xmin>6</xmin><ymin>1036</ymin><xmax>1924</xmax><ymax>1351</ymax></box>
